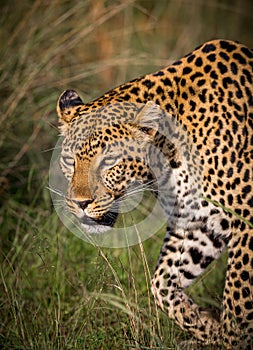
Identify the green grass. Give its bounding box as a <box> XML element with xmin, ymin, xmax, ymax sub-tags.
<box><xmin>1</xmin><ymin>1</ymin><xmax>253</xmax><ymax>349</ymax></box>
<box><xmin>0</xmin><ymin>190</ymin><xmax>176</xmax><ymax>349</ymax></box>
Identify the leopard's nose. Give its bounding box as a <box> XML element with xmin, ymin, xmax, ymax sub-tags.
<box><xmin>75</xmin><ymin>200</ymin><xmax>92</xmax><ymax>211</ymax></box>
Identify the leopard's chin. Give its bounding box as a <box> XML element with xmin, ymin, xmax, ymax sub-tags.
<box><xmin>81</xmin><ymin>222</ymin><xmax>112</xmax><ymax>234</ymax></box>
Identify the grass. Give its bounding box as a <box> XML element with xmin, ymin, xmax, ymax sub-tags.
<box><xmin>0</xmin><ymin>1</ymin><xmax>253</xmax><ymax>349</ymax></box>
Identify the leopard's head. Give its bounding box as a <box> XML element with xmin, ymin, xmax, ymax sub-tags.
<box><xmin>56</xmin><ymin>90</ymin><xmax>161</xmax><ymax>233</ymax></box>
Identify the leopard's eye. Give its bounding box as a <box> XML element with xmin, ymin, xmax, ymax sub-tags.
<box><xmin>102</xmin><ymin>156</ymin><xmax>120</xmax><ymax>167</ymax></box>
<box><xmin>99</xmin><ymin>154</ymin><xmax>121</xmax><ymax>170</ymax></box>
<box><xmin>61</xmin><ymin>154</ymin><xmax>75</xmax><ymax>166</ymax></box>
<box><xmin>60</xmin><ymin>153</ymin><xmax>75</xmax><ymax>180</ymax></box>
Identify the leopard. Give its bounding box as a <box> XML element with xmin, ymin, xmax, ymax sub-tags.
<box><xmin>56</xmin><ymin>39</ymin><xmax>253</xmax><ymax>349</ymax></box>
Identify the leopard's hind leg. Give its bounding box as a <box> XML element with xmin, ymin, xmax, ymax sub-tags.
<box><xmin>221</xmin><ymin>232</ymin><xmax>253</xmax><ymax>349</ymax></box>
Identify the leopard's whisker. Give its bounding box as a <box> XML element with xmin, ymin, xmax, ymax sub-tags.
<box><xmin>46</xmin><ymin>186</ymin><xmax>65</xmax><ymax>198</ymax></box>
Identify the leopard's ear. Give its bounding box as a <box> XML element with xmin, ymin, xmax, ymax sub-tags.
<box><xmin>131</xmin><ymin>101</ymin><xmax>161</xmax><ymax>141</ymax></box>
<box><xmin>57</xmin><ymin>90</ymin><xmax>84</xmax><ymax>135</ymax></box>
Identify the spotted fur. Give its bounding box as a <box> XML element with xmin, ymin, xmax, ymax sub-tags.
<box><xmin>56</xmin><ymin>39</ymin><xmax>253</xmax><ymax>348</ymax></box>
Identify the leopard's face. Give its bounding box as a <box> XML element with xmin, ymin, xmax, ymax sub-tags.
<box><xmin>58</xmin><ymin>97</ymin><xmax>159</xmax><ymax>233</ymax></box>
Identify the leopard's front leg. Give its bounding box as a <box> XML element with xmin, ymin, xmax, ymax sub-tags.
<box><xmin>151</xmin><ymin>226</ymin><xmax>226</xmax><ymax>345</ymax></box>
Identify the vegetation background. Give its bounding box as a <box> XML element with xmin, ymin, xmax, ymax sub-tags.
<box><xmin>1</xmin><ymin>0</ymin><xmax>253</xmax><ymax>349</ymax></box>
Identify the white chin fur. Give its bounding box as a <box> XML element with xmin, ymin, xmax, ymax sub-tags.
<box><xmin>81</xmin><ymin>223</ymin><xmax>111</xmax><ymax>234</ymax></box>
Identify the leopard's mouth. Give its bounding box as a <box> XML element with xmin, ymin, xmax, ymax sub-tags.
<box><xmin>80</xmin><ymin>210</ymin><xmax>118</xmax><ymax>234</ymax></box>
